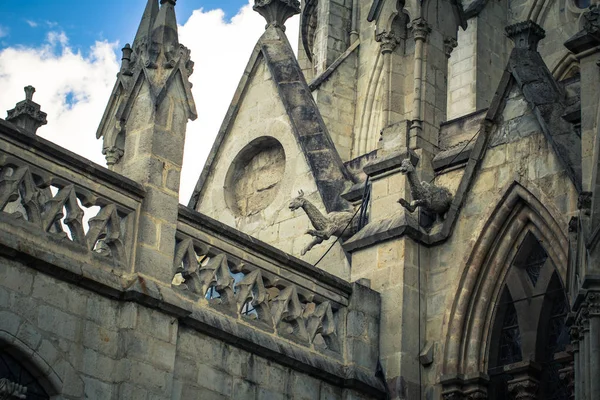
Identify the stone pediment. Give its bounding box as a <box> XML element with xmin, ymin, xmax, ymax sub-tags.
<box><xmin>188</xmin><ymin>25</ymin><xmax>353</xmax><ymax>213</ymax></box>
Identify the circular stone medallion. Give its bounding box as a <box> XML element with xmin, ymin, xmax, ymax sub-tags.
<box><xmin>225</xmin><ymin>137</ymin><xmax>286</xmax><ymax>217</ymax></box>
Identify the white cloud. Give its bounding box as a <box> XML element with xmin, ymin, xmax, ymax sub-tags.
<box><xmin>25</xmin><ymin>20</ymin><xmax>38</xmax><ymax>28</ymax></box>
<box><xmin>0</xmin><ymin>37</ymin><xmax>118</xmax><ymax>167</ymax></box>
<box><xmin>0</xmin><ymin>1</ymin><xmax>300</xmax><ymax>205</ymax></box>
<box><xmin>178</xmin><ymin>1</ymin><xmax>299</xmax><ymax>203</ymax></box>
<box><xmin>0</xmin><ymin>25</ymin><xmax>9</xmax><ymax>38</ymax></box>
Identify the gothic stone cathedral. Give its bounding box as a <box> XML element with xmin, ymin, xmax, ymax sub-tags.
<box><xmin>0</xmin><ymin>0</ymin><xmax>598</xmax><ymax>398</ymax></box>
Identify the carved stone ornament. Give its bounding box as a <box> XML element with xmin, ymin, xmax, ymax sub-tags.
<box><xmin>444</xmin><ymin>37</ymin><xmax>458</xmax><ymax>58</ymax></box>
<box><xmin>583</xmin><ymin>5</ymin><xmax>600</xmax><ymax>38</ymax></box>
<box><xmin>397</xmin><ymin>158</ymin><xmax>453</xmax><ymax>217</ymax></box>
<box><xmin>586</xmin><ymin>291</ymin><xmax>600</xmax><ymax>316</ymax></box>
<box><xmin>376</xmin><ymin>31</ymin><xmax>399</xmax><ymax>54</ymax></box>
<box><xmin>577</xmin><ymin>191</ymin><xmax>592</xmax><ymax>213</ymax></box>
<box><xmin>253</xmin><ymin>0</ymin><xmax>301</xmax><ymax>31</ymax></box>
<box><xmin>412</xmin><ymin>18</ymin><xmax>431</xmax><ymax>42</ymax></box>
<box><xmin>6</xmin><ymin>86</ymin><xmax>47</xmax><ymax>135</ymax></box>
<box><xmin>508</xmin><ymin>378</ymin><xmax>539</xmax><ymax>400</ymax></box>
<box><xmin>505</xmin><ymin>20</ymin><xmax>546</xmax><ymax>51</ymax></box>
<box><xmin>288</xmin><ymin>190</ymin><xmax>357</xmax><ymax>255</ymax></box>
<box><xmin>0</xmin><ymin>378</ymin><xmax>27</xmax><ymax>399</ymax></box>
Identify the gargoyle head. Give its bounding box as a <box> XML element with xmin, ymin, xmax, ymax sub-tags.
<box><xmin>398</xmin><ymin>158</ymin><xmax>415</xmax><ymax>174</ymax></box>
<box><xmin>289</xmin><ymin>190</ymin><xmax>306</xmax><ymax>211</ymax></box>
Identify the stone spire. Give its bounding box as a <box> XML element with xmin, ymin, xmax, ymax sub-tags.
<box><xmin>6</xmin><ymin>86</ymin><xmax>47</xmax><ymax>135</ymax></box>
<box><xmin>132</xmin><ymin>0</ymin><xmax>159</xmax><ymax>51</ymax></box>
<box><xmin>96</xmin><ymin>0</ymin><xmax>196</xmax><ymax>168</ymax></box>
<box><xmin>148</xmin><ymin>0</ymin><xmax>179</xmax><ymax>68</ymax></box>
<box><xmin>253</xmin><ymin>0</ymin><xmax>300</xmax><ymax>31</ymax></box>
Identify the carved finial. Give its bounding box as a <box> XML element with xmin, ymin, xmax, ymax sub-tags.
<box><xmin>506</xmin><ymin>20</ymin><xmax>546</xmax><ymax>50</ymax></box>
<box><xmin>24</xmin><ymin>86</ymin><xmax>35</xmax><ymax>101</ymax></box>
<box><xmin>253</xmin><ymin>0</ymin><xmax>300</xmax><ymax>31</ymax></box>
<box><xmin>121</xmin><ymin>44</ymin><xmax>133</xmax><ymax>75</ymax></box>
<box><xmin>6</xmin><ymin>86</ymin><xmax>47</xmax><ymax>135</ymax></box>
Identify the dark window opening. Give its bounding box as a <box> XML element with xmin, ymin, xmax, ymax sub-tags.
<box><xmin>0</xmin><ymin>351</ymin><xmax>50</xmax><ymax>400</ymax></box>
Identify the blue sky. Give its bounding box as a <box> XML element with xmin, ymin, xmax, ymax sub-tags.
<box><xmin>0</xmin><ymin>0</ymin><xmax>248</xmax><ymax>50</ymax></box>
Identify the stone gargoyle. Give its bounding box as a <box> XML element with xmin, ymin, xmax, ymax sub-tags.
<box><xmin>397</xmin><ymin>158</ymin><xmax>453</xmax><ymax>218</ymax></box>
<box><xmin>289</xmin><ymin>190</ymin><xmax>357</xmax><ymax>255</ymax></box>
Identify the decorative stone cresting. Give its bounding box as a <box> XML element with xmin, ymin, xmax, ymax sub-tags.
<box><xmin>289</xmin><ymin>190</ymin><xmax>357</xmax><ymax>255</ymax></box>
<box><xmin>6</xmin><ymin>86</ymin><xmax>47</xmax><ymax>135</ymax></box>
<box><xmin>397</xmin><ymin>158</ymin><xmax>453</xmax><ymax>217</ymax></box>
<box><xmin>253</xmin><ymin>0</ymin><xmax>301</xmax><ymax>31</ymax></box>
<box><xmin>172</xmin><ymin>234</ymin><xmax>340</xmax><ymax>351</ymax></box>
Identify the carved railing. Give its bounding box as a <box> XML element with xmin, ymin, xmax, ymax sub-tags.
<box><xmin>0</xmin><ymin>121</ymin><xmax>142</xmax><ymax>270</ymax></box>
<box><xmin>176</xmin><ymin>206</ymin><xmax>352</xmax><ymax>355</ymax></box>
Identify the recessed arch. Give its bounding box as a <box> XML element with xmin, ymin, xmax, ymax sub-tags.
<box><xmin>441</xmin><ymin>181</ymin><xmax>569</xmax><ymax>382</ymax></box>
<box><xmin>0</xmin><ymin>329</ymin><xmax>62</xmax><ymax>397</ymax></box>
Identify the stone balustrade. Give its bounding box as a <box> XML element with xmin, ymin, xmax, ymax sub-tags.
<box><xmin>176</xmin><ymin>205</ymin><xmax>352</xmax><ymax>355</ymax></box>
<box><xmin>0</xmin><ymin>119</ymin><xmax>143</xmax><ymax>275</ymax></box>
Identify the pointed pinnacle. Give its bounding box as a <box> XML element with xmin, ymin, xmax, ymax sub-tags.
<box><xmin>132</xmin><ymin>0</ymin><xmax>159</xmax><ymax>51</ymax></box>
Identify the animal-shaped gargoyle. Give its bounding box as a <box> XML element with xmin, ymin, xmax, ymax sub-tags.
<box><xmin>289</xmin><ymin>190</ymin><xmax>357</xmax><ymax>255</ymax></box>
<box><xmin>397</xmin><ymin>158</ymin><xmax>453</xmax><ymax>218</ymax></box>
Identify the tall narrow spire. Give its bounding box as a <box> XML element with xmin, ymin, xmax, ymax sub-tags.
<box><xmin>132</xmin><ymin>0</ymin><xmax>159</xmax><ymax>51</ymax></box>
<box><xmin>150</xmin><ymin>0</ymin><xmax>179</xmax><ymax>67</ymax></box>
<box><xmin>96</xmin><ymin>0</ymin><xmax>196</xmax><ymax>168</ymax></box>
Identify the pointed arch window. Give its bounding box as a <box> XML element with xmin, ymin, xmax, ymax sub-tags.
<box><xmin>0</xmin><ymin>351</ymin><xmax>50</xmax><ymax>400</ymax></box>
<box><xmin>487</xmin><ymin>233</ymin><xmax>571</xmax><ymax>400</ymax></box>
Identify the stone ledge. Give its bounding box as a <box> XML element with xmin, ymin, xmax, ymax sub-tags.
<box><xmin>362</xmin><ymin>149</ymin><xmax>419</xmax><ymax>178</ymax></box>
<box><xmin>343</xmin><ymin>210</ymin><xmax>433</xmax><ymax>251</ymax></box>
<box><xmin>0</xmin><ymin>118</ymin><xmax>145</xmax><ymax>198</ymax></box>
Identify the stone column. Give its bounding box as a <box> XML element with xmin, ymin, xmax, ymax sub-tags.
<box><xmin>570</xmin><ymin>324</ymin><xmax>581</xmax><ymax>400</ymax></box>
<box><xmin>409</xmin><ymin>19</ymin><xmax>430</xmax><ymax>145</ymax></box>
<box><xmin>587</xmin><ymin>292</ymin><xmax>600</xmax><ymax>399</ymax></box>
<box><xmin>506</xmin><ymin>361</ymin><xmax>541</xmax><ymax>400</ymax></box>
<box><xmin>376</xmin><ymin>31</ymin><xmax>399</xmax><ymax>129</ymax></box>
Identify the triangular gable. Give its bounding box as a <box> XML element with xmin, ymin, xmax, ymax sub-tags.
<box><xmin>189</xmin><ymin>25</ymin><xmax>353</xmax><ymax>212</ymax></box>
<box><xmin>485</xmin><ymin>46</ymin><xmax>582</xmax><ymax>192</ymax></box>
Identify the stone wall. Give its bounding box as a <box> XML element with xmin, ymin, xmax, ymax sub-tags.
<box><xmin>0</xmin><ymin>257</ymin><xmax>376</xmax><ymax>400</ymax></box>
